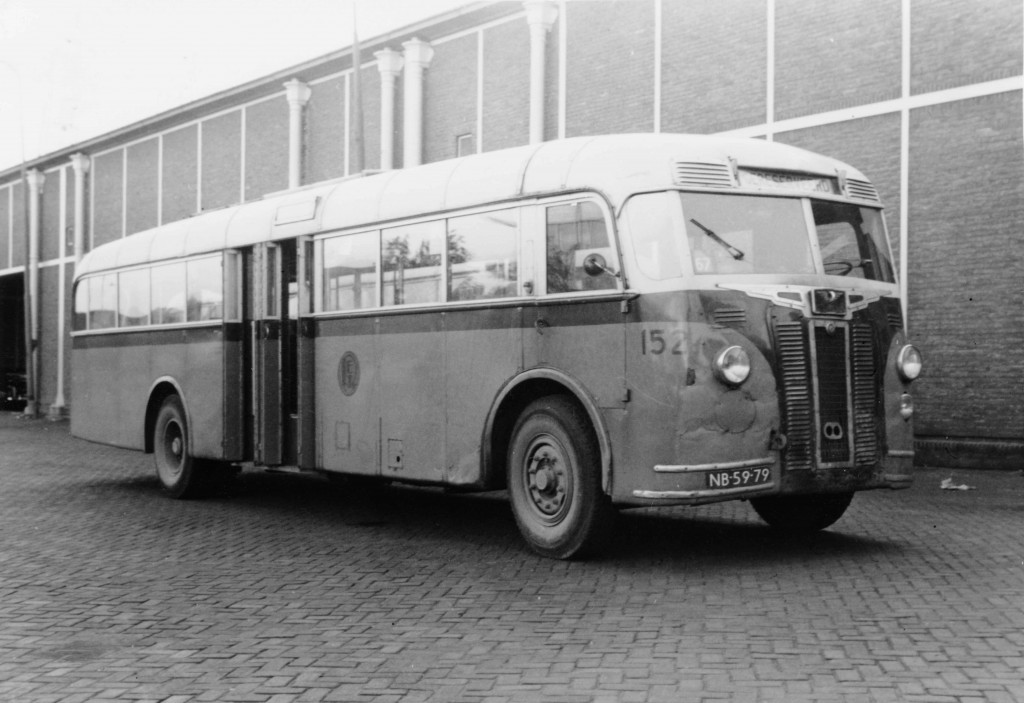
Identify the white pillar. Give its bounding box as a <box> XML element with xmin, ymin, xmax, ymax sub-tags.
<box><xmin>69</xmin><ymin>153</ymin><xmax>90</xmax><ymax>263</ymax></box>
<box><xmin>284</xmin><ymin>79</ymin><xmax>312</xmax><ymax>188</ymax></box>
<box><xmin>524</xmin><ymin>0</ymin><xmax>558</xmax><ymax>144</ymax></box>
<box><xmin>375</xmin><ymin>48</ymin><xmax>404</xmax><ymax>170</ymax></box>
<box><xmin>49</xmin><ymin>167</ymin><xmax>68</xmax><ymax>421</ymax></box>
<box><xmin>402</xmin><ymin>38</ymin><xmax>434</xmax><ymax>168</ymax></box>
<box><xmin>23</xmin><ymin>168</ymin><xmax>44</xmax><ymax>418</ymax></box>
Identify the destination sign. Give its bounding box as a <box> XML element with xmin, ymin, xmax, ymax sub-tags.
<box><xmin>738</xmin><ymin>169</ymin><xmax>838</xmax><ymax>194</ymax></box>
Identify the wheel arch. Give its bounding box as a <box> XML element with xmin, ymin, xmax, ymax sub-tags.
<box><xmin>482</xmin><ymin>368</ymin><xmax>613</xmax><ymax>494</ymax></box>
<box><xmin>144</xmin><ymin>377</ymin><xmax>188</xmax><ymax>454</ymax></box>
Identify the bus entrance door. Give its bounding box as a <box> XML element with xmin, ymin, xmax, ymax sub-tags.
<box><xmin>249</xmin><ymin>241</ymin><xmax>299</xmax><ymax>467</ymax></box>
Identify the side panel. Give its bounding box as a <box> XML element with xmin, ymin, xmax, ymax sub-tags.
<box><xmin>317</xmin><ymin>317</ymin><xmax>380</xmax><ymax>476</ymax></box>
<box><xmin>444</xmin><ymin>306</ymin><xmax>523</xmax><ymax>484</ymax></box>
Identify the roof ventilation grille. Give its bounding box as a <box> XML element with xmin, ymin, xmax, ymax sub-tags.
<box><xmin>672</xmin><ymin>161</ymin><xmax>735</xmax><ymax>189</ymax></box>
<box><xmin>845</xmin><ymin>178</ymin><xmax>881</xmax><ymax>203</ymax></box>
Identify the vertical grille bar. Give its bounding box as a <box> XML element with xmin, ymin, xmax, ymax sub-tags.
<box><xmin>851</xmin><ymin>324</ymin><xmax>878</xmax><ymax>465</ymax></box>
<box><xmin>776</xmin><ymin>322</ymin><xmax>813</xmax><ymax>471</ymax></box>
<box><xmin>813</xmin><ymin>324</ymin><xmax>851</xmax><ymax>465</ymax></box>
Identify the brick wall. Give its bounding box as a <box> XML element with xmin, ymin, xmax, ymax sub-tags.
<box><xmin>0</xmin><ymin>186</ymin><xmax>9</xmax><ymax>267</ymax></box>
<box><xmin>40</xmin><ymin>169</ymin><xmax>63</xmax><ymax>262</ymax></box>
<box><xmin>911</xmin><ymin>0</ymin><xmax>1023</xmax><ymax>94</ymax></box>
<box><xmin>245</xmin><ymin>97</ymin><xmax>289</xmax><ymax>199</ymax></box>
<box><xmin>661</xmin><ymin>0</ymin><xmax>766</xmax><ymax>134</ymax></box>
<box><xmin>425</xmin><ymin>33</ymin><xmax>478</xmax><ymax>163</ymax></box>
<box><xmin>92</xmin><ymin>150</ymin><xmax>123</xmax><ymax>248</ymax></box>
<box><xmin>564</xmin><ymin>0</ymin><xmax>655</xmax><ymax>137</ymax></box>
<box><xmin>482</xmin><ymin>19</ymin><xmax>529</xmax><ymax>152</ymax></box>
<box><xmin>126</xmin><ymin>138</ymin><xmax>159</xmax><ymax>236</ymax></box>
<box><xmin>161</xmin><ymin>125</ymin><xmax>198</xmax><ymax>224</ymax></box>
<box><xmin>907</xmin><ymin>91</ymin><xmax>1024</xmax><ymax>440</ymax></box>
<box><xmin>200</xmin><ymin>110</ymin><xmax>242</xmax><ymax>212</ymax></box>
<box><xmin>775</xmin><ymin>0</ymin><xmax>901</xmax><ymax>120</ymax></box>
<box><xmin>307</xmin><ymin>75</ymin><xmax>347</xmax><ymax>184</ymax></box>
<box><xmin>352</xmin><ymin>65</ymin><xmax>383</xmax><ymax>173</ymax></box>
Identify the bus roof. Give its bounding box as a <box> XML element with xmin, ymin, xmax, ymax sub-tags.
<box><xmin>76</xmin><ymin>133</ymin><xmax>875</xmax><ymax>278</ymax></box>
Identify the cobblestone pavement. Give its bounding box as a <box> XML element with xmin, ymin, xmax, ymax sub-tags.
<box><xmin>1</xmin><ymin>413</ymin><xmax>1022</xmax><ymax>703</ymax></box>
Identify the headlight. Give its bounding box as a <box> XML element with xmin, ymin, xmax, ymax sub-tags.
<box><xmin>897</xmin><ymin>345</ymin><xmax>923</xmax><ymax>382</ymax></box>
<box><xmin>714</xmin><ymin>345</ymin><xmax>751</xmax><ymax>386</ymax></box>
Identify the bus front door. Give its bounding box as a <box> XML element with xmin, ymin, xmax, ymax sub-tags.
<box><xmin>249</xmin><ymin>241</ymin><xmax>299</xmax><ymax>467</ymax></box>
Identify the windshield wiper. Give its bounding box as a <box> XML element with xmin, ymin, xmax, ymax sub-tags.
<box><xmin>690</xmin><ymin>219</ymin><xmax>745</xmax><ymax>260</ymax></box>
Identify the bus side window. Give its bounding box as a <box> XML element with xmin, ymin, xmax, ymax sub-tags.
<box><xmin>546</xmin><ymin>201</ymin><xmax>616</xmax><ymax>293</ymax></box>
<box><xmin>383</xmin><ymin>221</ymin><xmax>445</xmax><ymax>306</ymax></box>
<box><xmin>88</xmin><ymin>274</ymin><xmax>117</xmax><ymax>330</ymax></box>
<box><xmin>447</xmin><ymin>209</ymin><xmax>519</xmax><ymax>301</ymax></box>
<box><xmin>118</xmin><ymin>268</ymin><xmax>151</xmax><ymax>327</ymax></box>
<box><xmin>151</xmin><ymin>263</ymin><xmax>185</xmax><ymax>325</ymax></box>
<box><xmin>73</xmin><ymin>281</ymin><xmax>88</xmax><ymax>331</ymax></box>
<box><xmin>186</xmin><ymin>256</ymin><xmax>224</xmax><ymax>322</ymax></box>
<box><xmin>322</xmin><ymin>231</ymin><xmax>380</xmax><ymax>311</ymax></box>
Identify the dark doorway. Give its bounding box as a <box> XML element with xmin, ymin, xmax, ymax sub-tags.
<box><xmin>0</xmin><ymin>273</ymin><xmax>26</xmax><ymax>409</ymax></box>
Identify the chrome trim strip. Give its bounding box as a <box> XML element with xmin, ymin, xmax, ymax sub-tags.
<box><xmin>653</xmin><ymin>457</ymin><xmax>775</xmax><ymax>473</ymax></box>
<box><xmin>887</xmin><ymin>449</ymin><xmax>914</xmax><ymax>458</ymax></box>
<box><xmin>633</xmin><ymin>483</ymin><xmax>775</xmax><ymax>500</ymax></box>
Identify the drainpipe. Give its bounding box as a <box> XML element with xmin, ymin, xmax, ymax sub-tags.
<box><xmin>284</xmin><ymin>79</ymin><xmax>312</xmax><ymax>189</ymax></box>
<box><xmin>402</xmin><ymin>38</ymin><xmax>434</xmax><ymax>168</ymax></box>
<box><xmin>23</xmin><ymin>168</ymin><xmax>43</xmax><ymax>418</ymax></box>
<box><xmin>70</xmin><ymin>153</ymin><xmax>89</xmax><ymax>263</ymax></box>
<box><xmin>524</xmin><ymin>0</ymin><xmax>558</xmax><ymax>144</ymax></box>
<box><xmin>375</xmin><ymin>48</ymin><xmax>404</xmax><ymax>170</ymax></box>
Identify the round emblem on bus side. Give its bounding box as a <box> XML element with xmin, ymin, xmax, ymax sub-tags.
<box><xmin>338</xmin><ymin>352</ymin><xmax>360</xmax><ymax>396</ymax></box>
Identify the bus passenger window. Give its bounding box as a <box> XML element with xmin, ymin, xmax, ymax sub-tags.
<box><xmin>88</xmin><ymin>274</ymin><xmax>117</xmax><ymax>330</ymax></box>
<box><xmin>546</xmin><ymin>201</ymin><xmax>616</xmax><ymax>293</ymax></box>
<box><xmin>118</xmin><ymin>268</ymin><xmax>151</xmax><ymax>327</ymax></box>
<box><xmin>73</xmin><ymin>282</ymin><xmax>88</xmax><ymax>331</ymax></box>
<box><xmin>151</xmin><ymin>263</ymin><xmax>185</xmax><ymax>325</ymax></box>
<box><xmin>186</xmin><ymin>257</ymin><xmax>223</xmax><ymax>321</ymax></box>
<box><xmin>447</xmin><ymin>210</ymin><xmax>519</xmax><ymax>301</ymax></box>
<box><xmin>322</xmin><ymin>231</ymin><xmax>379</xmax><ymax>311</ymax></box>
<box><xmin>383</xmin><ymin>221</ymin><xmax>445</xmax><ymax>306</ymax></box>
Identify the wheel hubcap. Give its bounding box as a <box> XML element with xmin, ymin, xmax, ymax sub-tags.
<box><xmin>525</xmin><ymin>437</ymin><xmax>571</xmax><ymax>522</ymax></box>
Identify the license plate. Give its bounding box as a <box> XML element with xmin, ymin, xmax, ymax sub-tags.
<box><xmin>705</xmin><ymin>466</ymin><xmax>772</xmax><ymax>489</ymax></box>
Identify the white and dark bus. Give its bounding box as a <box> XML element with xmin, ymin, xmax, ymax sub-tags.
<box><xmin>71</xmin><ymin>134</ymin><xmax>922</xmax><ymax>559</ymax></box>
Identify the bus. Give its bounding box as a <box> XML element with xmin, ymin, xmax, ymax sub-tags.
<box><xmin>71</xmin><ymin>134</ymin><xmax>922</xmax><ymax>559</ymax></box>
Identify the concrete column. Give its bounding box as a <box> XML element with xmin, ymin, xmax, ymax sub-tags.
<box><xmin>284</xmin><ymin>79</ymin><xmax>312</xmax><ymax>188</ymax></box>
<box><xmin>375</xmin><ymin>48</ymin><xmax>404</xmax><ymax>170</ymax></box>
<box><xmin>524</xmin><ymin>0</ymin><xmax>558</xmax><ymax>144</ymax></box>
<box><xmin>49</xmin><ymin>168</ymin><xmax>68</xmax><ymax>421</ymax></box>
<box><xmin>402</xmin><ymin>38</ymin><xmax>434</xmax><ymax>168</ymax></box>
<box><xmin>69</xmin><ymin>153</ymin><xmax>90</xmax><ymax>263</ymax></box>
<box><xmin>23</xmin><ymin>168</ymin><xmax>43</xmax><ymax>418</ymax></box>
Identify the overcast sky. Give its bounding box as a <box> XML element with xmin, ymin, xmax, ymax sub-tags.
<box><xmin>0</xmin><ymin>0</ymin><xmax>473</xmax><ymax>172</ymax></box>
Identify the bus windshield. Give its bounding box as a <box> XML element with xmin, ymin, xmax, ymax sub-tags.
<box><xmin>666</xmin><ymin>193</ymin><xmax>894</xmax><ymax>281</ymax></box>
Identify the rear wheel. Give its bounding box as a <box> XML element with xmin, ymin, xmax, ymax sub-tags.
<box><xmin>153</xmin><ymin>394</ymin><xmax>207</xmax><ymax>499</ymax></box>
<box><xmin>507</xmin><ymin>396</ymin><xmax>613</xmax><ymax>559</ymax></box>
<box><xmin>750</xmin><ymin>492</ymin><xmax>854</xmax><ymax>533</ymax></box>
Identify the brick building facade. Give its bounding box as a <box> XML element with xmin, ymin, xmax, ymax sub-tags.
<box><xmin>0</xmin><ymin>0</ymin><xmax>1021</xmax><ymax>467</ymax></box>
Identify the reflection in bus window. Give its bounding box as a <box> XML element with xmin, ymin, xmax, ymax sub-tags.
<box><xmin>73</xmin><ymin>282</ymin><xmax>88</xmax><ymax>331</ymax></box>
<box><xmin>118</xmin><ymin>268</ymin><xmax>150</xmax><ymax>327</ymax></box>
<box><xmin>813</xmin><ymin>201</ymin><xmax>895</xmax><ymax>282</ymax></box>
<box><xmin>625</xmin><ymin>193</ymin><xmax>684</xmax><ymax>280</ymax></box>
<box><xmin>323</xmin><ymin>231</ymin><xmax>379</xmax><ymax>311</ymax></box>
<box><xmin>448</xmin><ymin>210</ymin><xmax>519</xmax><ymax>301</ymax></box>
<box><xmin>546</xmin><ymin>201</ymin><xmax>615</xmax><ymax>293</ymax></box>
<box><xmin>88</xmin><ymin>274</ymin><xmax>117</xmax><ymax>329</ymax></box>
<box><xmin>186</xmin><ymin>257</ymin><xmax>223</xmax><ymax>322</ymax></box>
<box><xmin>682</xmin><ymin>193</ymin><xmax>814</xmax><ymax>275</ymax></box>
<box><xmin>151</xmin><ymin>263</ymin><xmax>185</xmax><ymax>325</ymax></box>
<box><xmin>383</xmin><ymin>221</ymin><xmax>445</xmax><ymax>306</ymax></box>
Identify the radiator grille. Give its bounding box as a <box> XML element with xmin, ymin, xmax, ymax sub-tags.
<box><xmin>776</xmin><ymin>319</ymin><xmax>879</xmax><ymax>470</ymax></box>
<box><xmin>776</xmin><ymin>322</ymin><xmax>813</xmax><ymax>471</ymax></box>
<box><xmin>851</xmin><ymin>324</ymin><xmax>878</xmax><ymax>465</ymax></box>
<box><xmin>814</xmin><ymin>325</ymin><xmax>851</xmax><ymax>464</ymax></box>
<box><xmin>672</xmin><ymin>161</ymin><xmax>735</xmax><ymax>189</ymax></box>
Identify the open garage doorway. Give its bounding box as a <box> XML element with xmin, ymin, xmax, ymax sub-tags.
<box><xmin>0</xmin><ymin>273</ymin><xmax>26</xmax><ymax>410</ymax></box>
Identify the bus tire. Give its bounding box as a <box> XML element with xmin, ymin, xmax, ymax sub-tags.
<box><xmin>153</xmin><ymin>394</ymin><xmax>206</xmax><ymax>499</ymax></box>
<box><xmin>507</xmin><ymin>396</ymin><xmax>613</xmax><ymax>559</ymax></box>
<box><xmin>750</xmin><ymin>492</ymin><xmax>854</xmax><ymax>534</ymax></box>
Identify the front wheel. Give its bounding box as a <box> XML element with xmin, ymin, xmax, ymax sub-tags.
<box><xmin>507</xmin><ymin>396</ymin><xmax>613</xmax><ymax>559</ymax></box>
<box><xmin>750</xmin><ymin>492</ymin><xmax>854</xmax><ymax>533</ymax></box>
<box><xmin>153</xmin><ymin>394</ymin><xmax>207</xmax><ymax>499</ymax></box>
